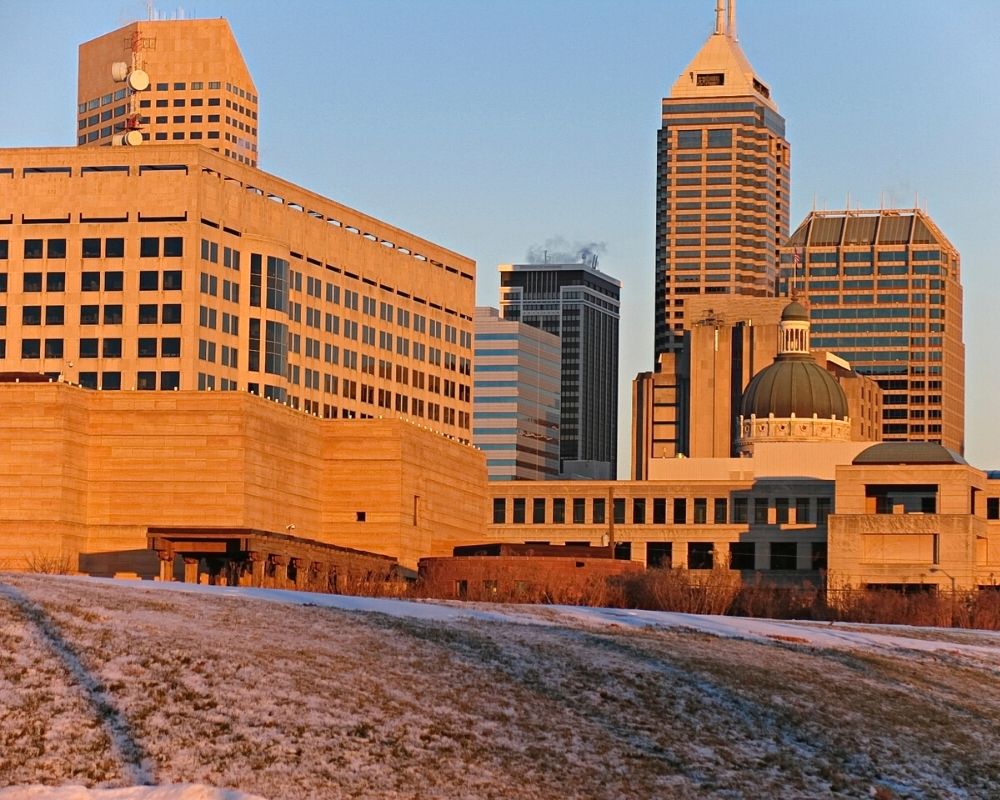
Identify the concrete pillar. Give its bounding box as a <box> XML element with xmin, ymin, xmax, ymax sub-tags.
<box><xmin>157</xmin><ymin>552</ymin><xmax>174</xmax><ymax>582</ymax></box>
<box><xmin>249</xmin><ymin>552</ymin><xmax>264</xmax><ymax>587</ymax></box>
<box><xmin>183</xmin><ymin>557</ymin><xmax>199</xmax><ymax>584</ymax></box>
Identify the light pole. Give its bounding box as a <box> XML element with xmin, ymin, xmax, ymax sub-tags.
<box><xmin>929</xmin><ymin>566</ymin><xmax>957</xmax><ymax>626</ymax></box>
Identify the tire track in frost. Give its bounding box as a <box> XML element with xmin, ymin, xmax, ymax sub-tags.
<box><xmin>0</xmin><ymin>580</ymin><xmax>156</xmax><ymax>787</ymax></box>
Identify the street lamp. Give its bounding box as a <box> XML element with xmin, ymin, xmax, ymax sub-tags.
<box><xmin>929</xmin><ymin>566</ymin><xmax>957</xmax><ymax>626</ymax></box>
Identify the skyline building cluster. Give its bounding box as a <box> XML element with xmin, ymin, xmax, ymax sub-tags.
<box><xmin>641</xmin><ymin>0</ymin><xmax>964</xmax><ymax>470</ymax></box>
<box><xmin>0</xmin><ymin>5</ymin><xmax>994</xmax><ymax>602</ymax></box>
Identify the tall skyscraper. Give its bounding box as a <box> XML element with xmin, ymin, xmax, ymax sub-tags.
<box><xmin>473</xmin><ymin>307</ymin><xmax>561</xmax><ymax>481</ymax></box>
<box><xmin>498</xmin><ymin>263</ymin><xmax>620</xmax><ymax>479</ymax></box>
<box><xmin>655</xmin><ymin>0</ymin><xmax>789</xmax><ymax>357</ymax></box>
<box><xmin>78</xmin><ymin>18</ymin><xmax>259</xmax><ymax>166</ymax></box>
<box><xmin>780</xmin><ymin>208</ymin><xmax>964</xmax><ymax>453</ymax></box>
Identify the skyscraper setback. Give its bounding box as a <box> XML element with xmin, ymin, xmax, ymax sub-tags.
<box><xmin>654</xmin><ymin>0</ymin><xmax>789</xmax><ymax>357</ymax></box>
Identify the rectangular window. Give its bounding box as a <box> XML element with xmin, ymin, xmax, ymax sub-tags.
<box><xmin>532</xmin><ymin>498</ymin><xmax>546</xmax><ymax>524</ymax></box>
<box><xmin>139</xmin><ymin>271</ymin><xmax>159</xmax><ymax>291</ymax></box>
<box><xmin>754</xmin><ymin>499</ymin><xmax>769</xmax><ymax>524</ymax></box>
<box><xmin>592</xmin><ymin>498</ymin><xmax>606</xmax><ymax>525</ymax></box>
<box><xmin>492</xmin><ymin>498</ymin><xmax>506</xmax><ymax>524</ymax></box>
<box><xmin>138</xmin><ymin>337</ymin><xmax>157</xmax><ymax>357</ymax></box>
<box><xmin>79</xmin><ymin>338</ymin><xmax>98</xmax><ymax>358</ymax></box>
<box><xmin>811</xmin><ymin>542</ymin><xmax>828</xmax><ymax>571</ymax></box>
<box><xmin>733</xmin><ymin>497</ymin><xmax>749</xmax><ymax>523</ymax></box>
<box><xmin>44</xmin><ymin>306</ymin><xmax>64</xmax><ymax>325</ymax></box>
<box><xmin>21</xmin><ymin>339</ymin><xmax>40</xmax><ymax>358</ymax></box>
<box><xmin>161</xmin><ymin>337</ymin><xmax>181</xmax><ymax>358</ymax></box>
<box><xmin>23</xmin><ymin>239</ymin><xmax>43</xmax><ymax>259</ymax></box>
<box><xmin>104</xmin><ymin>272</ymin><xmax>123</xmax><ymax>291</ymax></box>
<box><xmin>105</xmin><ymin>238</ymin><xmax>125</xmax><ymax>258</ymax></box>
<box><xmin>139</xmin><ymin>304</ymin><xmax>158</xmax><ymax>324</ymax></box>
<box><xmin>103</xmin><ymin>338</ymin><xmax>122</xmax><ymax>358</ymax></box>
<box><xmin>673</xmin><ymin>498</ymin><xmax>687</xmax><ymax>524</ymax></box>
<box><xmin>163</xmin><ymin>270</ymin><xmax>182</xmax><ymax>290</ymax></box>
<box><xmin>103</xmin><ymin>305</ymin><xmax>123</xmax><ymax>324</ymax></box>
<box><xmin>572</xmin><ymin>498</ymin><xmax>586</xmax><ymax>524</ymax></box>
<box><xmin>137</xmin><ymin>371</ymin><xmax>157</xmax><ymax>390</ymax></box>
<box><xmin>513</xmin><ymin>498</ymin><xmax>526</xmax><ymax>524</ymax></box>
<box><xmin>694</xmin><ymin>498</ymin><xmax>707</xmax><ymax>524</ymax></box>
<box><xmin>82</xmin><ymin>272</ymin><xmax>100</xmax><ymax>292</ymax></box>
<box><xmin>729</xmin><ymin>542</ymin><xmax>755</xmax><ymax>570</ymax></box>
<box><xmin>23</xmin><ymin>273</ymin><xmax>42</xmax><ymax>292</ymax></box>
<box><xmin>688</xmin><ymin>542</ymin><xmax>714</xmax><ymax>570</ymax></box>
<box><xmin>652</xmin><ymin>497</ymin><xmax>667</xmax><ymax>524</ymax></box>
<box><xmin>44</xmin><ymin>339</ymin><xmax>63</xmax><ymax>358</ymax></box>
<box><xmin>646</xmin><ymin>542</ymin><xmax>672</xmax><ymax>568</ymax></box>
<box><xmin>46</xmin><ymin>239</ymin><xmax>66</xmax><ymax>259</ymax></box>
<box><xmin>82</xmin><ymin>238</ymin><xmax>102</xmax><ymax>258</ymax></box>
<box><xmin>632</xmin><ymin>498</ymin><xmax>646</xmax><ymax>524</ymax></box>
<box><xmin>988</xmin><ymin>497</ymin><xmax>1000</xmax><ymax>520</ymax></box>
<box><xmin>552</xmin><ymin>498</ymin><xmax>566</xmax><ymax>524</ymax></box>
<box><xmin>613</xmin><ymin>498</ymin><xmax>625</xmax><ymax>525</ymax></box>
<box><xmin>770</xmin><ymin>542</ymin><xmax>798</xmax><ymax>570</ymax></box>
<box><xmin>102</xmin><ymin>371</ymin><xmax>121</xmax><ymax>389</ymax></box>
<box><xmin>46</xmin><ymin>273</ymin><xmax>65</xmax><ymax>292</ymax></box>
<box><xmin>795</xmin><ymin>497</ymin><xmax>811</xmax><ymax>524</ymax></box>
<box><xmin>816</xmin><ymin>498</ymin><xmax>832</xmax><ymax>524</ymax></box>
<box><xmin>775</xmin><ymin>498</ymin><xmax>790</xmax><ymax>524</ymax></box>
<box><xmin>163</xmin><ymin>237</ymin><xmax>183</xmax><ymax>257</ymax></box>
<box><xmin>80</xmin><ymin>305</ymin><xmax>99</xmax><ymax>325</ymax></box>
<box><xmin>162</xmin><ymin>303</ymin><xmax>182</xmax><ymax>324</ymax></box>
<box><xmin>22</xmin><ymin>306</ymin><xmax>41</xmax><ymax>325</ymax></box>
<box><xmin>140</xmin><ymin>237</ymin><xmax>160</xmax><ymax>258</ymax></box>
<box><xmin>714</xmin><ymin>498</ymin><xmax>727</xmax><ymax>524</ymax></box>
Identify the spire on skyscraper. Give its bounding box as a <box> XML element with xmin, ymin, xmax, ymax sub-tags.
<box><xmin>671</xmin><ymin>0</ymin><xmax>776</xmax><ymax>111</ymax></box>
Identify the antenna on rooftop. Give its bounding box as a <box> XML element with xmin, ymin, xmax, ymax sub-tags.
<box><xmin>110</xmin><ymin>22</ymin><xmax>152</xmax><ymax>146</ymax></box>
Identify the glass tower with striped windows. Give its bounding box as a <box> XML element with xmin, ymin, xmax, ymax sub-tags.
<box><xmin>473</xmin><ymin>307</ymin><xmax>561</xmax><ymax>480</ymax></box>
<box><xmin>780</xmin><ymin>209</ymin><xmax>964</xmax><ymax>453</ymax></box>
<box><xmin>655</xmin><ymin>0</ymin><xmax>789</xmax><ymax>357</ymax></box>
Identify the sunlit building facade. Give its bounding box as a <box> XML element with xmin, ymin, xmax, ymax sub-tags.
<box><xmin>655</xmin><ymin>0</ymin><xmax>789</xmax><ymax>357</ymax></box>
<box><xmin>780</xmin><ymin>209</ymin><xmax>964</xmax><ymax>453</ymax></box>
<box><xmin>473</xmin><ymin>307</ymin><xmax>560</xmax><ymax>480</ymax></box>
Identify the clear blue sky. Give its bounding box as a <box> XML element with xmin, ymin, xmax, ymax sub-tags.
<box><xmin>2</xmin><ymin>0</ymin><xmax>998</xmax><ymax>471</ymax></box>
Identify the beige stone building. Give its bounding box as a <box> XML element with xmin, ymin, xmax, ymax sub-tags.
<box><xmin>0</xmin><ymin>145</ymin><xmax>474</xmax><ymax>443</ymax></box>
<box><xmin>78</xmin><ymin>18</ymin><xmax>258</xmax><ymax>166</ymax></box>
<box><xmin>0</xmin><ymin>379</ymin><xmax>486</xmax><ymax>573</ymax></box>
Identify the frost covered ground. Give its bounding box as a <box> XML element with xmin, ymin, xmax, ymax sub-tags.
<box><xmin>2</xmin><ymin>575</ymin><xmax>999</xmax><ymax>799</ymax></box>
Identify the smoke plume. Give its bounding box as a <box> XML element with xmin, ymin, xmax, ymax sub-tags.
<box><xmin>525</xmin><ymin>237</ymin><xmax>607</xmax><ymax>268</ymax></box>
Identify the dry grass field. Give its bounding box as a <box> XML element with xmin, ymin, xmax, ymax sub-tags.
<box><xmin>2</xmin><ymin>574</ymin><xmax>999</xmax><ymax>799</ymax></box>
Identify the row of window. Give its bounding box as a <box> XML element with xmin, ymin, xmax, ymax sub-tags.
<box><xmin>76</xmin><ymin>371</ymin><xmax>180</xmax><ymax>391</ymax></box>
<box><xmin>0</xmin><ymin>271</ymin><xmax>183</xmax><ymax>294</ymax></box>
<box><xmin>12</xmin><ymin>303</ymin><xmax>182</xmax><ymax>326</ymax></box>
<box><xmin>0</xmin><ymin>237</ymin><xmax>183</xmax><ymax>260</ymax></box>
<box><xmin>8</xmin><ymin>336</ymin><xmax>180</xmax><ymax>359</ymax></box>
<box><xmin>492</xmin><ymin>496</ymin><xmax>833</xmax><ymax>526</ymax></box>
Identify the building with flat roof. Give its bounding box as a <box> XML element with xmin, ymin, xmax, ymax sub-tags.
<box><xmin>498</xmin><ymin>262</ymin><xmax>620</xmax><ymax>478</ymax></box>
<box><xmin>0</xmin><ymin>145</ymin><xmax>475</xmax><ymax>442</ymax></box>
<box><xmin>77</xmin><ymin>18</ymin><xmax>259</xmax><ymax>166</ymax></box>
<box><xmin>655</xmin><ymin>0</ymin><xmax>789</xmax><ymax>357</ymax></box>
<box><xmin>780</xmin><ymin>209</ymin><xmax>964</xmax><ymax>452</ymax></box>
<box><xmin>473</xmin><ymin>307</ymin><xmax>561</xmax><ymax>481</ymax></box>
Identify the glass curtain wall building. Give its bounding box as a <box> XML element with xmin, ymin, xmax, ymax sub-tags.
<box><xmin>472</xmin><ymin>307</ymin><xmax>561</xmax><ymax>480</ymax></box>
<box><xmin>780</xmin><ymin>209</ymin><xmax>964</xmax><ymax>453</ymax></box>
<box><xmin>498</xmin><ymin>263</ymin><xmax>621</xmax><ymax>479</ymax></box>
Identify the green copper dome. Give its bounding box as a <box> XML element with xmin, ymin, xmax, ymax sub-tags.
<box><xmin>740</xmin><ymin>353</ymin><xmax>849</xmax><ymax>420</ymax></box>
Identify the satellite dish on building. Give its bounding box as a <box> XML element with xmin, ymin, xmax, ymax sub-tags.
<box><xmin>111</xmin><ymin>62</ymin><xmax>130</xmax><ymax>82</ymax></box>
<box><xmin>112</xmin><ymin>130</ymin><xmax>144</xmax><ymax>147</ymax></box>
<box><xmin>127</xmin><ymin>69</ymin><xmax>150</xmax><ymax>92</ymax></box>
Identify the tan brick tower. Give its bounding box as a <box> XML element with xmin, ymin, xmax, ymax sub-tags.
<box><xmin>655</xmin><ymin>0</ymin><xmax>789</xmax><ymax>356</ymax></box>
